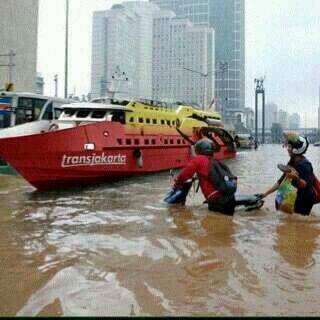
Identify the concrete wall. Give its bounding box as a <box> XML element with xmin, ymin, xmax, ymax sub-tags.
<box><xmin>0</xmin><ymin>0</ymin><xmax>38</xmax><ymax>92</ymax></box>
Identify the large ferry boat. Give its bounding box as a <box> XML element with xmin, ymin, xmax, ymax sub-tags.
<box><xmin>0</xmin><ymin>97</ymin><xmax>236</xmax><ymax>190</ymax></box>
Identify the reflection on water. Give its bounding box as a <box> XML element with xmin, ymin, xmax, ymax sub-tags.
<box><xmin>0</xmin><ymin>145</ymin><xmax>320</xmax><ymax>316</ymax></box>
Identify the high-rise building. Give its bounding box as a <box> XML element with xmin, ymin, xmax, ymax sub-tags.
<box><xmin>153</xmin><ymin>10</ymin><xmax>214</xmax><ymax>107</ymax></box>
<box><xmin>150</xmin><ymin>0</ymin><xmax>245</xmax><ymax>122</ymax></box>
<box><xmin>278</xmin><ymin>109</ymin><xmax>289</xmax><ymax>129</ymax></box>
<box><xmin>91</xmin><ymin>2</ymin><xmax>157</xmax><ymax>99</ymax></box>
<box><xmin>265</xmin><ymin>103</ymin><xmax>278</xmax><ymax>129</ymax></box>
<box><xmin>35</xmin><ymin>73</ymin><xmax>44</xmax><ymax>95</ymax></box>
<box><xmin>0</xmin><ymin>0</ymin><xmax>39</xmax><ymax>92</ymax></box>
<box><xmin>289</xmin><ymin>113</ymin><xmax>300</xmax><ymax>130</ymax></box>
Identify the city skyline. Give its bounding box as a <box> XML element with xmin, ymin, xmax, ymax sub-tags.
<box><xmin>36</xmin><ymin>0</ymin><xmax>320</xmax><ymax>126</ymax></box>
<box><xmin>152</xmin><ymin>0</ymin><xmax>245</xmax><ymax>127</ymax></box>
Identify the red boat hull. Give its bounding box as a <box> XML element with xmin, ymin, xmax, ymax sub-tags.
<box><xmin>0</xmin><ymin>121</ymin><xmax>236</xmax><ymax>190</ymax></box>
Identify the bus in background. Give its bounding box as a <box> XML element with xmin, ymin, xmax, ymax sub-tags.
<box><xmin>0</xmin><ymin>92</ymin><xmax>70</xmax><ymax>174</ymax></box>
<box><xmin>0</xmin><ymin>92</ymin><xmax>69</xmax><ymax>129</ymax></box>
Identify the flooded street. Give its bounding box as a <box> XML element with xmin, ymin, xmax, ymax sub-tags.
<box><xmin>1</xmin><ymin>144</ymin><xmax>320</xmax><ymax>316</ymax></box>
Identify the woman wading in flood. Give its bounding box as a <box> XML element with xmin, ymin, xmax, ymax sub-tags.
<box><xmin>259</xmin><ymin>133</ymin><xmax>316</xmax><ymax>215</ymax></box>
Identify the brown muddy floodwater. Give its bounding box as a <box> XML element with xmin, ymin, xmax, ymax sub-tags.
<box><xmin>1</xmin><ymin>145</ymin><xmax>320</xmax><ymax>316</ymax></box>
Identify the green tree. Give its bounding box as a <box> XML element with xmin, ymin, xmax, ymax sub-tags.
<box><xmin>271</xmin><ymin>123</ymin><xmax>283</xmax><ymax>144</ymax></box>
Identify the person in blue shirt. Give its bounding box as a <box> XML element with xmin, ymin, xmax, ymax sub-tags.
<box><xmin>259</xmin><ymin>133</ymin><xmax>315</xmax><ymax>215</ymax></box>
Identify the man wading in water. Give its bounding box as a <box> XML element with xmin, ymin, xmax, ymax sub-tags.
<box><xmin>172</xmin><ymin>138</ymin><xmax>237</xmax><ymax>216</ymax></box>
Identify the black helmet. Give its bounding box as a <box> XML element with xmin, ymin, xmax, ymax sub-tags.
<box><xmin>284</xmin><ymin>133</ymin><xmax>309</xmax><ymax>155</ymax></box>
<box><xmin>194</xmin><ymin>138</ymin><xmax>214</xmax><ymax>156</ymax></box>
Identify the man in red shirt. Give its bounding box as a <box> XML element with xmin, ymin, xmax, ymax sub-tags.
<box><xmin>173</xmin><ymin>138</ymin><xmax>236</xmax><ymax>215</ymax></box>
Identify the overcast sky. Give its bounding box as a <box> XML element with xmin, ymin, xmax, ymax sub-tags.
<box><xmin>38</xmin><ymin>0</ymin><xmax>320</xmax><ymax>126</ymax></box>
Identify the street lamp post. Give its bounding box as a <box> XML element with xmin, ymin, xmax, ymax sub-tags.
<box><xmin>254</xmin><ymin>77</ymin><xmax>266</xmax><ymax>144</ymax></box>
<box><xmin>64</xmin><ymin>0</ymin><xmax>69</xmax><ymax>99</ymax></box>
<box><xmin>217</xmin><ymin>61</ymin><xmax>228</xmax><ymax>121</ymax></box>
<box><xmin>54</xmin><ymin>74</ymin><xmax>58</xmax><ymax>97</ymax></box>
<box><xmin>183</xmin><ymin>67</ymin><xmax>209</xmax><ymax>110</ymax></box>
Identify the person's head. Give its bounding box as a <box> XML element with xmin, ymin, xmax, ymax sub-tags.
<box><xmin>194</xmin><ymin>138</ymin><xmax>215</xmax><ymax>156</ymax></box>
<box><xmin>283</xmin><ymin>132</ymin><xmax>309</xmax><ymax>157</ymax></box>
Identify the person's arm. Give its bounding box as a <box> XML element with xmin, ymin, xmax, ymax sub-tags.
<box><xmin>173</xmin><ymin>158</ymin><xmax>198</xmax><ymax>187</ymax></box>
<box><xmin>259</xmin><ymin>173</ymin><xmax>285</xmax><ymax>198</ymax></box>
<box><xmin>262</xmin><ymin>181</ymin><xmax>281</xmax><ymax>198</ymax></box>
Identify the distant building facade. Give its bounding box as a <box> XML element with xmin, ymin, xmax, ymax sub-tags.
<box><xmin>243</xmin><ymin>107</ymin><xmax>254</xmax><ymax>131</ymax></box>
<box><xmin>289</xmin><ymin>113</ymin><xmax>300</xmax><ymax>130</ymax></box>
<box><xmin>150</xmin><ymin>0</ymin><xmax>245</xmax><ymax>123</ymax></box>
<box><xmin>35</xmin><ymin>73</ymin><xmax>44</xmax><ymax>95</ymax></box>
<box><xmin>152</xmin><ymin>10</ymin><xmax>215</xmax><ymax>107</ymax></box>
<box><xmin>0</xmin><ymin>0</ymin><xmax>39</xmax><ymax>92</ymax></box>
<box><xmin>265</xmin><ymin>102</ymin><xmax>278</xmax><ymax>129</ymax></box>
<box><xmin>91</xmin><ymin>2</ymin><xmax>157</xmax><ymax>99</ymax></box>
<box><xmin>278</xmin><ymin>109</ymin><xmax>289</xmax><ymax>129</ymax></box>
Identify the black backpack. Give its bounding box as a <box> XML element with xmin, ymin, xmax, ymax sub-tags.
<box><xmin>208</xmin><ymin>158</ymin><xmax>237</xmax><ymax>196</ymax></box>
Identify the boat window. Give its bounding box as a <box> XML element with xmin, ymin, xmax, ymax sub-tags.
<box><xmin>92</xmin><ymin>110</ymin><xmax>106</xmax><ymax>119</ymax></box>
<box><xmin>129</xmin><ymin>117</ymin><xmax>134</xmax><ymax>122</ymax></box>
<box><xmin>177</xmin><ymin>139</ymin><xmax>181</xmax><ymax>144</ymax></box>
<box><xmin>0</xmin><ymin>113</ymin><xmax>11</xmax><ymax>129</ymax></box>
<box><xmin>144</xmin><ymin>139</ymin><xmax>150</xmax><ymax>145</ymax></box>
<box><xmin>0</xmin><ymin>96</ymin><xmax>12</xmax><ymax>128</ymax></box>
<box><xmin>16</xmin><ymin>97</ymin><xmax>47</xmax><ymax>124</ymax></box>
<box><xmin>53</xmin><ymin>102</ymin><xmax>63</xmax><ymax>119</ymax></box>
<box><xmin>164</xmin><ymin>139</ymin><xmax>168</xmax><ymax>144</ymax></box>
<box><xmin>64</xmin><ymin>108</ymin><xmax>76</xmax><ymax>116</ymax></box>
<box><xmin>146</xmin><ymin>118</ymin><xmax>150</xmax><ymax>124</ymax></box>
<box><xmin>77</xmin><ymin>109</ymin><xmax>91</xmax><ymax>118</ymax></box>
<box><xmin>110</xmin><ymin>111</ymin><xmax>125</xmax><ymax>124</ymax></box>
<box><xmin>172</xmin><ymin>120</ymin><xmax>175</xmax><ymax>125</ymax></box>
<box><xmin>139</xmin><ymin>117</ymin><xmax>144</xmax><ymax>123</ymax></box>
<box><xmin>161</xmin><ymin>120</ymin><xmax>165</xmax><ymax>125</ymax></box>
<box><xmin>134</xmin><ymin>139</ymin><xmax>140</xmax><ymax>145</ymax></box>
<box><xmin>151</xmin><ymin>139</ymin><xmax>156</xmax><ymax>145</ymax></box>
<box><xmin>117</xmin><ymin>138</ymin><xmax>122</xmax><ymax>145</ymax></box>
<box><xmin>166</xmin><ymin>120</ymin><xmax>170</xmax><ymax>126</ymax></box>
<box><xmin>170</xmin><ymin>139</ymin><xmax>174</xmax><ymax>144</ymax></box>
<box><xmin>126</xmin><ymin>139</ymin><xmax>132</xmax><ymax>145</ymax></box>
<box><xmin>41</xmin><ymin>102</ymin><xmax>54</xmax><ymax>120</ymax></box>
<box><xmin>153</xmin><ymin>119</ymin><xmax>157</xmax><ymax>124</ymax></box>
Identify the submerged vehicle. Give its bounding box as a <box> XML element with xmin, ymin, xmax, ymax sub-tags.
<box><xmin>0</xmin><ymin>97</ymin><xmax>236</xmax><ymax>190</ymax></box>
<box><xmin>0</xmin><ymin>91</ymin><xmax>69</xmax><ymax>174</ymax></box>
<box><xmin>163</xmin><ymin>178</ymin><xmax>264</xmax><ymax>212</ymax></box>
<box><xmin>234</xmin><ymin>133</ymin><xmax>255</xmax><ymax>149</ymax></box>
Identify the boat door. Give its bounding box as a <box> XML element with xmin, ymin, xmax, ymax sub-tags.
<box><xmin>0</xmin><ymin>95</ymin><xmax>13</xmax><ymax>128</ymax></box>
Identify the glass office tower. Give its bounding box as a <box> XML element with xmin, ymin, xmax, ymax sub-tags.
<box><xmin>151</xmin><ymin>0</ymin><xmax>245</xmax><ymax>124</ymax></box>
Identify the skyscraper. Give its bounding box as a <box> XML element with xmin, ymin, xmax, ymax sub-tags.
<box><xmin>0</xmin><ymin>0</ymin><xmax>39</xmax><ymax>92</ymax></box>
<box><xmin>278</xmin><ymin>109</ymin><xmax>289</xmax><ymax>129</ymax></box>
<box><xmin>289</xmin><ymin>113</ymin><xmax>300</xmax><ymax>130</ymax></box>
<box><xmin>151</xmin><ymin>0</ymin><xmax>245</xmax><ymax>123</ymax></box>
<box><xmin>91</xmin><ymin>2</ymin><xmax>157</xmax><ymax>99</ymax></box>
<box><xmin>265</xmin><ymin>102</ymin><xmax>278</xmax><ymax>129</ymax></box>
<box><xmin>153</xmin><ymin>10</ymin><xmax>214</xmax><ymax>107</ymax></box>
